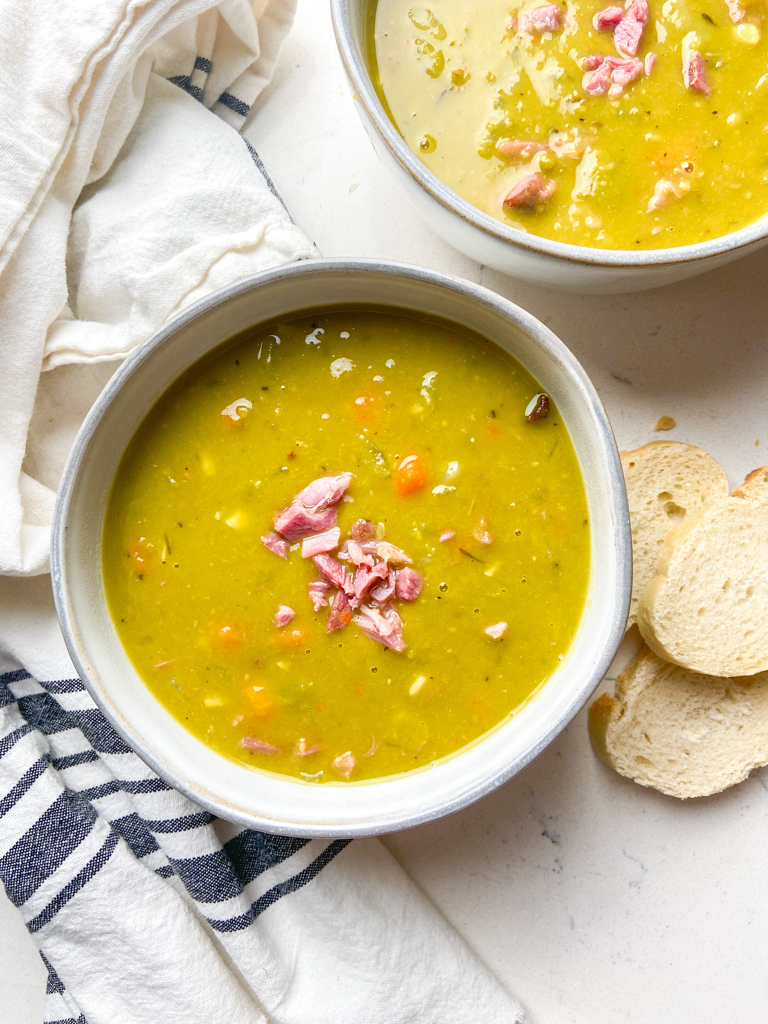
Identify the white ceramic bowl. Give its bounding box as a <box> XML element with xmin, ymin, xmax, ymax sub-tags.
<box><xmin>331</xmin><ymin>0</ymin><xmax>768</xmax><ymax>294</ymax></box>
<box><xmin>52</xmin><ymin>259</ymin><xmax>631</xmax><ymax>837</ymax></box>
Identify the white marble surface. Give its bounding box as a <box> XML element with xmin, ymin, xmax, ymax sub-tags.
<box><xmin>4</xmin><ymin>1</ymin><xmax>768</xmax><ymax>1021</ymax></box>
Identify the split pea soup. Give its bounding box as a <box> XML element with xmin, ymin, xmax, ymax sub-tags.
<box><xmin>103</xmin><ymin>307</ymin><xmax>590</xmax><ymax>784</ymax></box>
<box><xmin>371</xmin><ymin>0</ymin><xmax>768</xmax><ymax>249</ymax></box>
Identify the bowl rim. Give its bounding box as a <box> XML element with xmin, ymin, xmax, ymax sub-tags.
<box><xmin>51</xmin><ymin>256</ymin><xmax>632</xmax><ymax>836</ymax></box>
<box><xmin>330</xmin><ymin>0</ymin><xmax>768</xmax><ymax>270</ymax></box>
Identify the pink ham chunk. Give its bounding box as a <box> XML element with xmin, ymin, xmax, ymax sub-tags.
<box><xmin>261</xmin><ymin>531</ymin><xmax>289</xmax><ymax>559</ymax></box>
<box><xmin>370</xmin><ymin>568</ymin><xmax>397</xmax><ymax>604</ymax></box>
<box><xmin>332</xmin><ymin>751</ymin><xmax>356</xmax><ymax>780</ymax></box>
<box><xmin>683</xmin><ymin>49</ymin><xmax>710</xmax><ymax>96</ymax></box>
<box><xmin>439</xmin><ymin>529</ymin><xmax>456</xmax><ymax>543</ymax></box>
<box><xmin>353</xmin><ymin>560</ymin><xmax>390</xmax><ymax>602</ymax></box>
<box><xmin>345</xmin><ymin>539</ymin><xmax>375</xmax><ymax>567</ymax></box>
<box><xmin>301</xmin><ymin>527</ymin><xmax>341</xmax><ymax>558</ymax></box>
<box><xmin>273</xmin><ymin>473</ymin><xmax>352</xmax><ymax>541</ymax></box>
<box><xmin>313</xmin><ymin>553</ymin><xmax>355</xmax><ymax>596</ymax></box>
<box><xmin>609</xmin><ymin>56</ymin><xmax>644</xmax><ymax>93</ymax></box>
<box><xmin>293</xmin><ymin>738</ymin><xmax>322</xmax><ymax>758</ymax></box>
<box><xmin>395</xmin><ymin>567</ymin><xmax>423</xmax><ymax>602</ymax></box>
<box><xmin>327</xmin><ymin>589</ymin><xmax>353</xmax><ymax>633</ymax></box>
<box><xmin>274</xmin><ymin>605</ymin><xmax>295</xmax><ymax>627</ymax></box>
<box><xmin>613</xmin><ymin>0</ymin><xmax>648</xmax><ymax>57</ymax></box>
<box><xmin>592</xmin><ymin>5</ymin><xmax>624</xmax><ymax>30</ymax></box>
<box><xmin>503</xmin><ymin>173</ymin><xmax>556</xmax><ymax>210</ymax></box>
<box><xmin>583</xmin><ymin>53</ymin><xmax>606</xmax><ymax>70</ymax></box>
<box><xmin>274</xmin><ymin>504</ymin><xmax>337</xmax><ymax>543</ymax></box>
<box><xmin>296</xmin><ymin>473</ymin><xmax>352</xmax><ymax>513</ymax></box>
<box><xmin>496</xmin><ymin>138</ymin><xmax>549</xmax><ymax>159</ymax></box>
<box><xmin>351</xmin><ymin>518</ymin><xmax>376</xmax><ymax>542</ymax></box>
<box><xmin>519</xmin><ymin>4</ymin><xmax>562</xmax><ymax>33</ymax></box>
<box><xmin>308</xmin><ymin>578</ymin><xmax>333</xmax><ymax>611</ymax></box>
<box><xmin>583</xmin><ymin>55</ymin><xmax>643</xmax><ymax>96</ymax></box>
<box><xmin>241</xmin><ymin>737</ymin><xmax>283</xmax><ymax>754</ymax></box>
<box><xmin>356</xmin><ymin>541</ymin><xmax>413</xmax><ymax>565</ymax></box>
<box><xmin>354</xmin><ymin>604</ymin><xmax>407</xmax><ymax>652</ymax></box>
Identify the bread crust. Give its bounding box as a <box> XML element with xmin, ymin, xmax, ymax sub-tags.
<box><xmin>620</xmin><ymin>441</ymin><xmax>729</xmax><ymax>630</ymax></box>
<box><xmin>637</xmin><ymin>465</ymin><xmax>768</xmax><ymax>676</ymax></box>
<box><xmin>589</xmin><ymin>646</ymin><xmax>768</xmax><ymax>798</ymax></box>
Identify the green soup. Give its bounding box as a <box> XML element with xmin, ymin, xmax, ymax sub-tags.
<box><xmin>370</xmin><ymin>0</ymin><xmax>768</xmax><ymax>249</ymax></box>
<box><xmin>103</xmin><ymin>308</ymin><xmax>590</xmax><ymax>783</ymax></box>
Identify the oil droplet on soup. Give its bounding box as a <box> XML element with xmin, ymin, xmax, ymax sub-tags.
<box><xmin>370</xmin><ymin>0</ymin><xmax>768</xmax><ymax>250</ymax></box>
<box><xmin>102</xmin><ymin>309</ymin><xmax>590</xmax><ymax>783</ymax></box>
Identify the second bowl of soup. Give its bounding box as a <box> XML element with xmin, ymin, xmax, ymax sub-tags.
<box><xmin>53</xmin><ymin>259</ymin><xmax>630</xmax><ymax>835</ymax></box>
<box><xmin>332</xmin><ymin>0</ymin><xmax>768</xmax><ymax>291</ymax></box>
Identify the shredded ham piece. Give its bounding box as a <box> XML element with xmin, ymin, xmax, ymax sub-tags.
<box><xmin>273</xmin><ymin>473</ymin><xmax>351</xmax><ymax>541</ymax></box>
<box><xmin>326</xmin><ymin>589</ymin><xmax>353</xmax><ymax>633</ymax></box>
<box><xmin>613</xmin><ymin>0</ymin><xmax>648</xmax><ymax>57</ymax></box>
<box><xmin>261</xmin><ymin>531</ymin><xmax>289</xmax><ymax>559</ymax></box>
<box><xmin>519</xmin><ymin>4</ymin><xmax>562</xmax><ymax>34</ymax></box>
<box><xmin>332</xmin><ymin>751</ymin><xmax>356</xmax><ymax>780</ymax></box>
<box><xmin>395</xmin><ymin>567</ymin><xmax>423</xmax><ymax>602</ymax></box>
<box><xmin>293</xmin><ymin>737</ymin><xmax>322</xmax><ymax>758</ymax></box>
<box><xmin>354</xmin><ymin>604</ymin><xmax>407</xmax><ymax>652</ymax></box>
<box><xmin>308</xmin><ymin>578</ymin><xmax>333</xmax><ymax>611</ymax></box>
<box><xmin>268</xmin><ymin>476</ymin><xmax>424</xmax><ymax>652</ymax></box>
<box><xmin>683</xmin><ymin>49</ymin><xmax>711</xmax><ymax>96</ymax></box>
<box><xmin>274</xmin><ymin>605</ymin><xmax>295</xmax><ymax>627</ymax></box>
<box><xmin>351</xmin><ymin>518</ymin><xmax>376</xmax><ymax>542</ymax></box>
<box><xmin>301</xmin><ymin>527</ymin><xmax>341</xmax><ymax>558</ymax></box>
<box><xmin>582</xmin><ymin>55</ymin><xmax>644</xmax><ymax>97</ymax></box>
<box><xmin>503</xmin><ymin>173</ymin><xmax>556</xmax><ymax>209</ymax></box>
<box><xmin>496</xmin><ymin>138</ymin><xmax>549</xmax><ymax>159</ymax></box>
<box><xmin>241</xmin><ymin>737</ymin><xmax>283</xmax><ymax>754</ymax></box>
<box><xmin>592</xmin><ymin>5</ymin><xmax>624</xmax><ymax>30</ymax></box>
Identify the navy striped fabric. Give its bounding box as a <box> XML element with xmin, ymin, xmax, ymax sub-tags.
<box><xmin>0</xmin><ymin>669</ymin><xmax>350</xmax><ymax>1023</ymax></box>
<box><xmin>167</xmin><ymin>52</ymin><xmax>289</xmax><ymax>209</ymax></box>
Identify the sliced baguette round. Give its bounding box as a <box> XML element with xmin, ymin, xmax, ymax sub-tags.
<box><xmin>620</xmin><ymin>441</ymin><xmax>729</xmax><ymax>630</ymax></box>
<box><xmin>637</xmin><ymin>466</ymin><xmax>768</xmax><ymax>676</ymax></box>
<box><xmin>589</xmin><ymin>646</ymin><xmax>768</xmax><ymax>798</ymax></box>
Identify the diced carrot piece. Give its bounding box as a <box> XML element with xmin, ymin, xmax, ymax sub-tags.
<box><xmin>213</xmin><ymin>623</ymin><xmax>245</xmax><ymax>651</ymax></box>
<box><xmin>352</xmin><ymin>392</ymin><xmax>376</xmax><ymax>423</ymax></box>
<box><xmin>396</xmin><ymin>455</ymin><xmax>427</xmax><ymax>495</ymax></box>
<box><xmin>128</xmin><ymin>541</ymin><xmax>153</xmax><ymax>573</ymax></box>
<box><xmin>487</xmin><ymin>423</ymin><xmax>500</xmax><ymax>438</ymax></box>
<box><xmin>246</xmin><ymin>685</ymin><xmax>274</xmax><ymax>718</ymax></box>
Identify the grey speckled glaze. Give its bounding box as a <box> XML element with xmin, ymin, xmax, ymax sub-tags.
<box><xmin>331</xmin><ymin>0</ymin><xmax>768</xmax><ymax>293</ymax></box>
<box><xmin>52</xmin><ymin>259</ymin><xmax>631</xmax><ymax>837</ymax></box>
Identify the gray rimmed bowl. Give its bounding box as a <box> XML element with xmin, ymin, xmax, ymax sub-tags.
<box><xmin>52</xmin><ymin>258</ymin><xmax>631</xmax><ymax>837</ymax></box>
<box><xmin>331</xmin><ymin>0</ymin><xmax>768</xmax><ymax>294</ymax></box>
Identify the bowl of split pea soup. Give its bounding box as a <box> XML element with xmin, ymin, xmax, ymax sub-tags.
<box><xmin>52</xmin><ymin>259</ymin><xmax>630</xmax><ymax>836</ymax></box>
<box><xmin>332</xmin><ymin>0</ymin><xmax>768</xmax><ymax>292</ymax></box>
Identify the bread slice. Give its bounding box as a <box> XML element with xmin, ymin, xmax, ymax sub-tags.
<box><xmin>637</xmin><ymin>466</ymin><xmax>768</xmax><ymax>676</ymax></box>
<box><xmin>620</xmin><ymin>441</ymin><xmax>729</xmax><ymax>629</ymax></box>
<box><xmin>589</xmin><ymin>646</ymin><xmax>768</xmax><ymax>798</ymax></box>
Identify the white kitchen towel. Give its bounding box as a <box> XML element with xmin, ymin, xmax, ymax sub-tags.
<box><xmin>0</xmin><ymin>1</ymin><xmax>527</xmax><ymax>1022</ymax></box>
<box><xmin>0</xmin><ymin>0</ymin><xmax>317</xmax><ymax>578</ymax></box>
